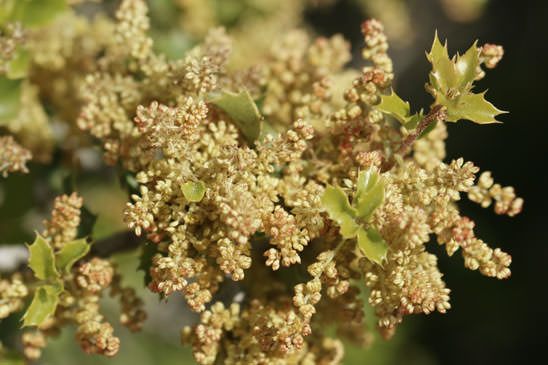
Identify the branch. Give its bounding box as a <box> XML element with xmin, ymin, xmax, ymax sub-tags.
<box><xmin>381</xmin><ymin>105</ymin><xmax>446</xmax><ymax>172</ymax></box>
<box><xmin>90</xmin><ymin>230</ymin><xmax>145</xmax><ymax>258</ymax></box>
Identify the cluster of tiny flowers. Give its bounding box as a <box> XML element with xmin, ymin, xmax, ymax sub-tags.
<box><xmin>0</xmin><ymin>273</ymin><xmax>28</xmax><ymax>319</ymax></box>
<box><xmin>468</xmin><ymin>171</ymin><xmax>524</xmax><ymax>216</ymax></box>
<box><xmin>0</xmin><ymin>135</ymin><xmax>32</xmax><ymax>177</ymax></box>
<box><xmin>42</xmin><ymin>192</ymin><xmax>83</xmax><ymax>249</ymax></box>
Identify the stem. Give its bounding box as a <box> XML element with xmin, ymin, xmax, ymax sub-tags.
<box><xmin>90</xmin><ymin>230</ymin><xmax>145</xmax><ymax>258</ymax></box>
<box><xmin>381</xmin><ymin>104</ymin><xmax>446</xmax><ymax>172</ymax></box>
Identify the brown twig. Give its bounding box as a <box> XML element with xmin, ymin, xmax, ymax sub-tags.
<box><xmin>90</xmin><ymin>230</ymin><xmax>145</xmax><ymax>258</ymax></box>
<box><xmin>381</xmin><ymin>104</ymin><xmax>446</xmax><ymax>172</ymax></box>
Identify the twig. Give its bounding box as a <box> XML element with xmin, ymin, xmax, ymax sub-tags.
<box><xmin>381</xmin><ymin>105</ymin><xmax>446</xmax><ymax>172</ymax></box>
<box><xmin>90</xmin><ymin>230</ymin><xmax>145</xmax><ymax>258</ymax></box>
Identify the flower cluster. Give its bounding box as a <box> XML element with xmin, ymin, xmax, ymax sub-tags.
<box><xmin>0</xmin><ymin>135</ymin><xmax>32</xmax><ymax>177</ymax></box>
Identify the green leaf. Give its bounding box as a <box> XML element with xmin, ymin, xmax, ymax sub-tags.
<box><xmin>354</xmin><ymin>170</ymin><xmax>385</xmax><ymax>220</ymax></box>
<box><xmin>27</xmin><ymin>234</ymin><xmax>59</xmax><ymax>280</ymax></box>
<box><xmin>8</xmin><ymin>0</ymin><xmax>67</xmax><ymax>28</ymax></box>
<box><xmin>427</xmin><ymin>33</ymin><xmax>481</xmax><ymax>94</ymax></box>
<box><xmin>377</xmin><ymin>90</ymin><xmax>411</xmax><ymax>124</ymax></box>
<box><xmin>418</xmin><ymin>120</ymin><xmax>438</xmax><ymax>139</ymax></box>
<box><xmin>0</xmin><ymin>76</ymin><xmax>22</xmax><ymax>123</ymax></box>
<box><xmin>454</xmin><ymin>41</ymin><xmax>480</xmax><ymax>91</ymax></box>
<box><xmin>438</xmin><ymin>91</ymin><xmax>506</xmax><ymax>124</ymax></box>
<box><xmin>427</xmin><ymin>32</ymin><xmax>457</xmax><ymax>93</ymax></box>
<box><xmin>21</xmin><ymin>283</ymin><xmax>61</xmax><ymax>327</ymax></box>
<box><xmin>211</xmin><ymin>90</ymin><xmax>264</xmax><ymax>143</ymax></box>
<box><xmin>182</xmin><ymin>180</ymin><xmax>206</xmax><ymax>202</ymax></box>
<box><xmin>55</xmin><ymin>238</ymin><xmax>89</xmax><ymax>274</ymax></box>
<box><xmin>321</xmin><ymin>185</ymin><xmax>359</xmax><ymax>238</ymax></box>
<box><xmin>357</xmin><ymin>227</ymin><xmax>387</xmax><ymax>266</ymax></box>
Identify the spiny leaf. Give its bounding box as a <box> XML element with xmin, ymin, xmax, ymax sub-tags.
<box><xmin>427</xmin><ymin>32</ymin><xmax>457</xmax><ymax>93</ymax></box>
<box><xmin>438</xmin><ymin>91</ymin><xmax>506</xmax><ymax>124</ymax></box>
<box><xmin>8</xmin><ymin>0</ymin><xmax>67</xmax><ymax>28</ymax></box>
<box><xmin>321</xmin><ymin>185</ymin><xmax>359</xmax><ymax>238</ymax></box>
<box><xmin>55</xmin><ymin>238</ymin><xmax>90</xmax><ymax>274</ymax></box>
<box><xmin>21</xmin><ymin>283</ymin><xmax>62</xmax><ymax>327</ymax></box>
<box><xmin>377</xmin><ymin>90</ymin><xmax>411</xmax><ymax>124</ymax></box>
<box><xmin>0</xmin><ymin>76</ymin><xmax>22</xmax><ymax>123</ymax></box>
<box><xmin>27</xmin><ymin>234</ymin><xmax>59</xmax><ymax>280</ymax></box>
<box><xmin>354</xmin><ymin>170</ymin><xmax>385</xmax><ymax>220</ymax></box>
<box><xmin>454</xmin><ymin>41</ymin><xmax>480</xmax><ymax>91</ymax></box>
<box><xmin>427</xmin><ymin>33</ymin><xmax>481</xmax><ymax>93</ymax></box>
<box><xmin>357</xmin><ymin>227</ymin><xmax>387</xmax><ymax>266</ymax></box>
<box><xmin>211</xmin><ymin>90</ymin><xmax>263</xmax><ymax>143</ymax></box>
<box><xmin>182</xmin><ymin>180</ymin><xmax>206</xmax><ymax>202</ymax></box>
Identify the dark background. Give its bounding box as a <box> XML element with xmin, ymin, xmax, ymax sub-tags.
<box><xmin>307</xmin><ymin>0</ymin><xmax>548</xmax><ymax>363</ymax></box>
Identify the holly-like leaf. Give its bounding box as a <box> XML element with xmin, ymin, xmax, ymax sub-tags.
<box><xmin>357</xmin><ymin>227</ymin><xmax>387</xmax><ymax>266</ymax></box>
<box><xmin>27</xmin><ymin>234</ymin><xmax>59</xmax><ymax>280</ymax></box>
<box><xmin>55</xmin><ymin>238</ymin><xmax>89</xmax><ymax>274</ymax></box>
<box><xmin>454</xmin><ymin>41</ymin><xmax>480</xmax><ymax>91</ymax></box>
<box><xmin>21</xmin><ymin>283</ymin><xmax>62</xmax><ymax>327</ymax></box>
<box><xmin>321</xmin><ymin>185</ymin><xmax>359</xmax><ymax>238</ymax></box>
<box><xmin>427</xmin><ymin>32</ymin><xmax>457</xmax><ymax>93</ymax></box>
<box><xmin>354</xmin><ymin>169</ymin><xmax>385</xmax><ymax>220</ymax></box>
<box><xmin>377</xmin><ymin>90</ymin><xmax>411</xmax><ymax>124</ymax></box>
<box><xmin>211</xmin><ymin>90</ymin><xmax>263</xmax><ymax>143</ymax></box>
<box><xmin>439</xmin><ymin>91</ymin><xmax>506</xmax><ymax>124</ymax></box>
<box><xmin>0</xmin><ymin>76</ymin><xmax>22</xmax><ymax>123</ymax></box>
<box><xmin>8</xmin><ymin>0</ymin><xmax>67</xmax><ymax>28</ymax></box>
<box><xmin>427</xmin><ymin>33</ymin><xmax>481</xmax><ymax>94</ymax></box>
<box><xmin>182</xmin><ymin>180</ymin><xmax>206</xmax><ymax>202</ymax></box>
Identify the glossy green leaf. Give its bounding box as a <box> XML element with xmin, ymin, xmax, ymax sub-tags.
<box><xmin>211</xmin><ymin>90</ymin><xmax>263</xmax><ymax>143</ymax></box>
<box><xmin>0</xmin><ymin>76</ymin><xmax>22</xmax><ymax>123</ymax></box>
<box><xmin>9</xmin><ymin>0</ymin><xmax>67</xmax><ymax>28</ymax></box>
<box><xmin>55</xmin><ymin>238</ymin><xmax>89</xmax><ymax>274</ymax></box>
<box><xmin>321</xmin><ymin>185</ymin><xmax>359</xmax><ymax>238</ymax></box>
<box><xmin>357</xmin><ymin>227</ymin><xmax>387</xmax><ymax>266</ymax></box>
<box><xmin>427</xmin><ymin>32</ymin><xmax>457</xmax><ymax>93</ymax></box>
<box><xmin>454</xmin><ymin>41</ymin><xmax>480</xmax><ymax>90</ymax></box>
<box><xmin>377</xmin><ymin>90</ymin><xmax>411</xmax><ymax>124</ymax></box>
<box><xmin>21</xmin><ymin>283</ymin><xmax>62</xmax><ymax>327</ymax></box>
<box><xmin>27</xmin><ymin>234</ymin><xmax>59</xmax><ymax>280</ymax></box>
<box><xmin>354</xmin><ymin>170</ymin><xmax>385</xmax><ymax>220</ymax></box>
<box><xmin>438</xmin><ymin>91</ymin><xmax>506</xmax><ymax>124</ymax></box>
<box><xmin>427</xmin><ymin>33</ymin><xmax>481</xmax><ymax>94</ymax></box>
<box><xmin>182</xmin><ymin>180</ymin><xmax>206</xmax><ymax>202</ymax></box>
